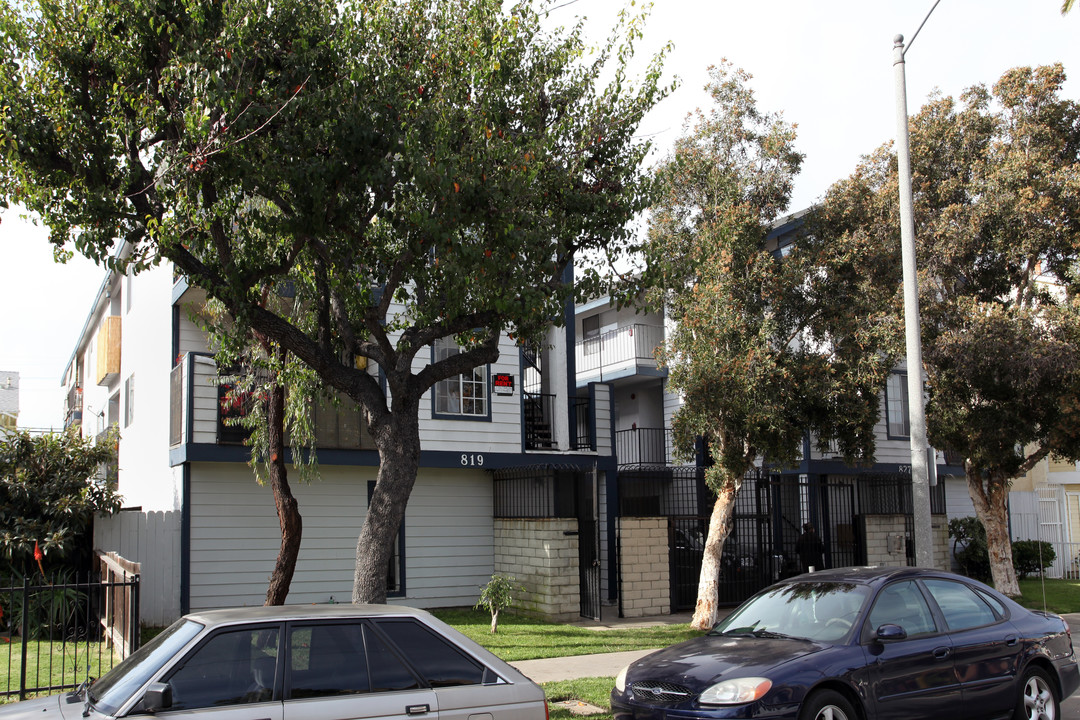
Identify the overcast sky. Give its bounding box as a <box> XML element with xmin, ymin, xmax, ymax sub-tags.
<box><xmin>2</xmin><ymin>0</ymin><xmax>1077</xmax><ymax>429</ymax></box>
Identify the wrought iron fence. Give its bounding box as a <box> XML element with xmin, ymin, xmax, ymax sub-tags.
<box><xmin>1</xmin><ymin>568</ymin><xmax>139</xmax><ymax>700</ymax></box>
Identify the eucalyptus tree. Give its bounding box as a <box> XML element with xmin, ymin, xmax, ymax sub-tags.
<box><xmin>0</xmin><ymin>0</ymin><xmax>670</xmax><ymax>602</ymax></box>
<box><xmin>640</xmin><ymin>64</ymin><xmax>899</xmax><ymax>629</ymax></box>
<box><xmin>815</xmin><ymin>64</ymin><xmax>1080</xmax><ymax>596</ymax></box>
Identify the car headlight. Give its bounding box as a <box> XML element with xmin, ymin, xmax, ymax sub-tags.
<box><xmin>699</xmin><ymin>677</ymin><xmax>772</xmax><ymax>706</ymax></box>
<box><xmin>614</xmin><ymin>665</ymin><xmax>629</xmax><ymax>693</ymax></box>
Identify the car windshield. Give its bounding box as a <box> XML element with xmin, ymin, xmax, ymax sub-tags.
<box><xmin>711</xmin><ymin>581</ymin><xmax>870</xmax><ymax>643</ymax></box>
<box><xmin>90</xmin><ymin>618</ymin><xmax>204</xmax><ymax>715</ymax></box>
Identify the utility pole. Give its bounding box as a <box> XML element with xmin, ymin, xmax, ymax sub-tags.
<box><xmin>893</xmin><ymin>31</ymin><xmax>934</xmax><ymax>569</ymax></box>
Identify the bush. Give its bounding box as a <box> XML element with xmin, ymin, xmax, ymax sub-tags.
<box><xmin>1012</xmin><ymin>540</ymin><xmax>1056</xmax><ymax>580</ymax></box>
<box><xmin>949</xmin><ymin>517</ymin><xmax>1058</xmax><ymax>581</ymax></box>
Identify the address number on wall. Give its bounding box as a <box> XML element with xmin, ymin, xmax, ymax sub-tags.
<box><xmin>461</xmin><ymin>454</ymin><xmax>485</xmax><ymax>466</ymax></box>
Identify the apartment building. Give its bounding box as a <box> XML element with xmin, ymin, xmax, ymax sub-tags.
<box><xmin>64</xmin><ymin>252</ymin><xmax>617</xmax><ymax>625</ymax></box>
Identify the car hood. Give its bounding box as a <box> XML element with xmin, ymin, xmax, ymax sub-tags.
<box><xmin>0</xmin><ymin>695</ymin><xmax>65</xmax><ymax>720</ymax></box>
<box><xmin>625</xmin><ymin>635</ymin><xmax>826</xmax><ymax>690</ymax></box>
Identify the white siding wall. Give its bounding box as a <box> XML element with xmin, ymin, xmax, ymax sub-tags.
<box><xmin>188</xmin><ymin>463</ymin><xmax>494</xmax><ymax>611</ymax></box>
<box><xmin>593</xmin><ymin>384</ymin><xmax>613</xmax><ymax>456</ymax></box>
<box><xmin>115</xmin><ymin>264</ymin><xmax>182</xmax><ymax>511</ymax></box>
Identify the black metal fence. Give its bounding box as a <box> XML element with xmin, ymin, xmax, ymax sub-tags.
<box><xmin>570</xmin><ymin>397</ymin><xmax>593</xmax><ymax>451</ymax></box>
<box><xmin>524</xmin><ymin>393</ymin><xmax>556</xmax><ymax>450</ymax></box>
<box><xmin>616</xmin><ymin>428</ymin><xmax>673</xmax><ymax>467</ymax></box>
<box><xmin>1</xmin><ymin>571</ymin><xmax>139</xmax><ymax>700</ymax></box>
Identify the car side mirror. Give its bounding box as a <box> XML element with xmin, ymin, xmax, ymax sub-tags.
<box><xmin>875</xmin><ymin>624</ymin><xmax>907</xmax><ymax>642</ymax></box>
<box><xmin>141</xmin><ymin>682</ymin><xmax>173</xmax><ymax>713</ymax></box>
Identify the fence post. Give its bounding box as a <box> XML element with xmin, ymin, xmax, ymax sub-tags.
<box><xmin>129</xmin><ymin>572</ymin><xmax>141</xmax><ymax>655</ymax></box>
<box><xmin>19</xmin><ymin>575</ymin><xmax>29</xmax><ymax>701</ymax></box>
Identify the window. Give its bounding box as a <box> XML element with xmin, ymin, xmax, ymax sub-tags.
<box><xmin>867</xmin><ymin>580</ymin><xmax>937</xmax><ymax>637</ymax></box>
<box><xmin>582</xmin><ymin>314</ymin><xmax>600</xmax><ymax>340</ymax></box>
<box><xmin>374</xmin><ymin>619</ymin><xmax>485</xmax><ymax>687</ymax></box>
<box><xmin>124</xmin><ymin>374</ymin><xmax>135</xmax><ymax>427</ymax></box>
<box><xmin>165</xmin><ymin>626</ymin><xmax>280</xmax><ymax>710</ymax></box>
<box><xmin>287</xmin><ymin>623</ymin><xmax>417</xmax><ymax>698</ymax></box>
<box><xmin>923</xmin><ymin>579</ymin><xmax>999</xmax><ymax>631</ymax></box>
<box><xmin>433</xmin><ymin>338</ymin><xmax>488</xmax><ymax>418</ymax></box>
<box><xmin>885</xmin><ymin>372</ymin><xmax>909</xmax><ymax>438</ymax></box>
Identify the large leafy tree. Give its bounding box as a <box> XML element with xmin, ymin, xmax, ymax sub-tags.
<box><xmin>815</xmin><ymin>64</ymin><xmax>1080</xmax><ymax>597</ymax></box>
<box><xmin>0</xmin><ymin>0</ymin><xmax>668</xmax><ymax>602</ymax></box>
<box><xmin>0</xmin><ymin>429</ymin><xmax>121</xmax><ymax>573</ymax></box>
<box><xmin>639</xmin><ymin>64</ymin><xmax>899</xmax><ymax>630</ymax></box>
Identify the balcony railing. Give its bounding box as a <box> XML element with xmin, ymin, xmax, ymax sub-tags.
<box><xmin>575</xmin><ymin>324</ymin><xmax>664</xmax><ymax>378</ymax></box>
<box><xmin>170</xmin><ymin>353</ymin><xmax>373</xmax><ymax>451</ymax></box>
<box><xmin>616</xmin><ymin>427</ymin><xmax>673</xmax><ymax>467</ymax></box>
<box><xmin>571</xmin><ymin>396</ymin><xmax>593</xmax><ymax>451</ymax></box>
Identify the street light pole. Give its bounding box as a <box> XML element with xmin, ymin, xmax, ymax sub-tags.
<box><xmin>893</xmin><ymin>33</ymin><xmax>934</xmax><ymax>569</ymax></box>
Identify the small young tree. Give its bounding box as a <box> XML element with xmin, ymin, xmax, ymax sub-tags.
<box><xmin>474</xmin><ymin>573</ymin><xmax>522</xmax><ymax>634</ymax></box>
<box><xmin>0</xmin><ymin>429</ymin><xmax>121</xmax><ymax>574</ymax></box>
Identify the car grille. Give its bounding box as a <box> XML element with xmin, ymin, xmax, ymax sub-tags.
<box><xmin>629</xmin><ymin>680</ymin><xmax>694</xmax><ymax>705</ymax></box>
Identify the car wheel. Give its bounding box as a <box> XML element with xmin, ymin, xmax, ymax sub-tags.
<box><xmin>1016</xmin><ymin>667</ymin><xmax>1058</xmax><ymax>720</ymax></box>
<box><xmin>799</xmin><ymin>689</ymin><xmax>858</xmax><ymax>720</ymax></box>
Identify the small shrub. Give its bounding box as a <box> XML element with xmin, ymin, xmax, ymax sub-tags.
<box><xmin>949</xmin><ymin>517</ymin><xmax>990</xmax><ymax>581</ymax></box>
<box><xmin>474</xmin><ymin>574</ymin><xmax>523</xmax><ymax>634</ymax></box>
<box><xmin>1012</xmin><ymin>540</ymin><xmax>1056</xmax><ymax>580</ymax></box>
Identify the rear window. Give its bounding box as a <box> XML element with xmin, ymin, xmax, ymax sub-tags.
<box><xmin>375</xmin><ymin>619</ymin><xmax>484</xmax><ymax>687</ymax></box>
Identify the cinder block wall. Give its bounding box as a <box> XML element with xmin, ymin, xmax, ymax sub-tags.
<box><xmin>863</xmin><ymin>514</ymin><xmax>949</xmax><ymax>570</ymax></box>
<box><xmin>494</xmin><ymin>518</ymin><xmax>580</xmax><ymax>622</ymax></box>
<box><xmin>617</xmin><ymin>517</ymin><xmax>670</xmax><ymax>617</ymax></box>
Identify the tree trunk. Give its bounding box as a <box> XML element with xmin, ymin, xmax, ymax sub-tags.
<box><xmin>691</xmin><ymin>470</ymin><xmax>743</xmax><ymax>630</ymax></box>
<box><xmin>265</xmin><ymin>381</ymin><xmax>302</xmax><ymax>606</ymax></box>
<box><xmin>965</xmin><ymin>469</ymin><xmax>1020</xmax><ymax>597</ymax></box>
<box><xmin>490</xmin><ymin>609</ymin><xmax>499</xmax><ymax>634</ymax></box>
<box><xmin>353</xmin><ymin>397</ymin><xmax>422</xmax><ymax>604</ymax></box>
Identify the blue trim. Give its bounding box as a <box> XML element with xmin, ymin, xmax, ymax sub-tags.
<box><xmin>885</xmin><ymin>370</ymin><xmax>911</xmax><ymax>441</ymax></box>
<box><xmin>171</xmin><ymin>307</ymin><xmax>180</xmax><ymax>368</ymax></box>
<box><xmin>171</xmin><ymin>276</ymin><xmax>190</xmax><ymax>305</ymax></box>
<box><xmin>576</xmin><ymin>295</ymin><xmax>614</xmax><ymax>314</ymax></box>
<box><xmin>429</xmin><ymin>342</ymin><xmax>493</xmax><ymax>422</ymax></box>
<box><xmin>563</xmin><ymin>264</ymin><xmax>577</xmax><ymax>442</ymax></box>
<box><xmin>518</xmin><ymin>347</ymin><xmax>527</xmax><ymax>451</ymax></box>
<box><xmin>180</xmin><ymin>462</ymin><xmax>191</xmax><ymax>615</ymax></box>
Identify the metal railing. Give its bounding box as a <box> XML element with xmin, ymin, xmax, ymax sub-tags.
<box><xmin>571</xmin><ymin>396</ymin><xmax>593</xmax><ymax>451</ymax></box>
<box><xmin>524</xmin><ymin>393</ymin><xmax>557</xmax><ymax>450</ymax></box>
<box><xmin>1</xmin><ymin>568</ymin><xmax>139</xmax><ymax>700</ymax></box>
<box><xmin>616</xmin><ymin>427</ymin><xmax>673</xmax><ymax>467</ymax></box>
<box><xmin>575</xmin><ymin>324</ymin><xmax>664</xmax><ymax>376</ymax></box>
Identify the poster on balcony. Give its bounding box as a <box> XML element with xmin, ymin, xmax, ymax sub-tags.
<box><xmin>492</xmin><ymin>373</ymin><xmax>515</xmax><ymax>396</ymax></box>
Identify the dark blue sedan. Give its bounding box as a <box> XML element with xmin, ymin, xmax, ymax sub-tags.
<box><xmin>611</xmin><ymin>566</ymin><xmax>1078</xmax><ymax>720</ymax></box>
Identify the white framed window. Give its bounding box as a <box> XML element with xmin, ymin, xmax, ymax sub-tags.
<box><xmin>433</xmin><ymin>338</ymin><xmax>488</xmax><ymax>418</ymax></box>
<box><xmin>885</xmin><ymin>371</ymin><xmax>909</xmax><ymax>438</ymax></box>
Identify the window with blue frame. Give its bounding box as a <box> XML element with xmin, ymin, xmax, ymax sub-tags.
<box><xmin>885</xmin><ymin>371</ymin><xmax>910</xmax><ymax>438</ymax></box>
<box><xmin>433</xmin><ymin>337</ymin><xmax>488</xmax><ymax>418</ymax></box>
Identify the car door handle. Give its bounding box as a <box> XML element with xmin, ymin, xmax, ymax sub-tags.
<box><xmin>1004</xmin><ymin>635</ymin><xmax>1018</xmax><ymax>647</ymax></box>
<box><xmin>406</xmin><ymin>705</ymin><xmax>431</xmax><ymax>716</ymax></box>
<box><xmin>933</xmin><ymin>646</ymin><xmax>951</xmax><ymax>660</ymax></box>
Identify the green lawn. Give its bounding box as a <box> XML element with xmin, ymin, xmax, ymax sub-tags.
<box><xmin>432</xmin><ymin>609</ymin><xmax>702</xmax><ymax>662</ymax></box>
<box><xmin>0</xmin><ymin>638</ymin><xmax>120</xmax><ymax>701</ymax></box>
<box><xmin>1016</xmin><ymin>577</ymin><xmax>1080</xmax><ymax>614</ymax></box>
<box><xmin>544</xmin><ymin>677</ymin><xmax>616</xmax><ymax>720</ymax></box>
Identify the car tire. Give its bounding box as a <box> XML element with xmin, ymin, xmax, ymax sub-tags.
<box><xmin>799</xmin><ymin>689</ymin><xmax>858</xmax><ymax>720</ymax></box>
<box><xmin>1015</xmin><ymin>667</ymin><xmax>1058</xmax><ymax>720</ymax></box>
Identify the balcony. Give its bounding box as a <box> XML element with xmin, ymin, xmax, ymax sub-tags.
<box><xmin>169</xmin><ymin>353</ymin><xmax>373</xmax><ymax>452</ymax></box>
<box><xmin>64</xmin><ymin>385</ymin><xmax>83</xmax><ymax>430</ymax></box>
<box><xmin>575</xmin><ymin>324</ymin><xmax>664</xmax><ymax>386</ymax></box>
<box><xmin>616</xmin><ymin>427</ymin><xmax>675</xmax><ymax>467</ymax></box>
